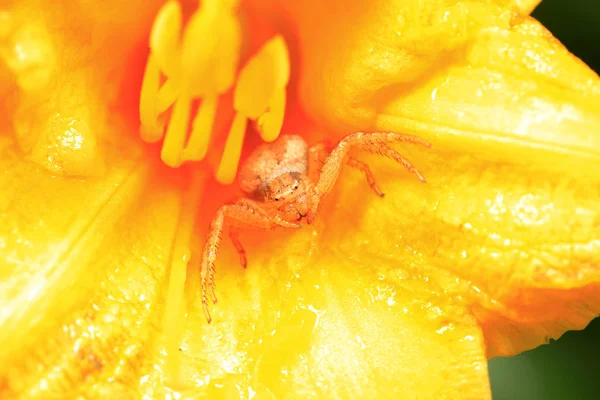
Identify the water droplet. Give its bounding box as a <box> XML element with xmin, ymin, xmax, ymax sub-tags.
<box><xmin>430</xmin><ymin>87</ymin><xmax>438</xmax><ymax>102</ymax></box>
<box><xmin>181</xmin><ymin>249</ymin><xmax>190</xmax><ymax>262</ymax></box>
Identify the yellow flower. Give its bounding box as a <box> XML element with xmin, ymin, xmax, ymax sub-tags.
<box><xmin>1</xmin><ymin>0</ymin><xmax>599</xmax><ymax>398</ymax></box>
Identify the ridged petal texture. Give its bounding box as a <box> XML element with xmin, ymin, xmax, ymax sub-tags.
<box><xmin>287</xmin><ymin>0</ymin><xmax>600</xmax><ymax>358</ymax></box>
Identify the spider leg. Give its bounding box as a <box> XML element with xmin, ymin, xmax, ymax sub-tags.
<box><xmin>200</xmin><ymin>198</ymin><xmax>301</xmax><ymax>323</ymax></box>
<box><xmin>201</xmin><ymin>208</ymin><xmax>224</xmax><ymax>323</ymax></box>
<box><xmin>228</xmin><ymin>228</ymin><xmax>247</xmax><ymax>268</ymax></box>
<box><xmin>365</xmin><ymin>143</ymin><xmax>427</xmax><ymax>183</ymax></box>
<box><xmin>345</xmin><ymin>157</ymin><xmax>385</xmax><ymax>197</ymax></box>
<box><xmin>309</xmin><ymin>140</ymin><xmax>384</xmax><ymax>196</ymax></box>
<box><xmin>308</xmin><ymin>140</ymin><xmax>333</xmax><ymax>183</ymax></box>
<box><xmin>317</xmin><ymin>131</ymin><xmax>430</xmax><ymax>195</ymax></box>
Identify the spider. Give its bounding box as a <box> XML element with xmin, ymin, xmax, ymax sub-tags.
<box><xmin>200</xmin><ymin>131</ymin><xmax>431</xmax><ymax>322</ymax></box>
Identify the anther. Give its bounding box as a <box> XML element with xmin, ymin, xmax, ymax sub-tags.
<box><xmin>216</xmin><ymin>35</ymin><xmax>290</xmax><ymax>184</ymax></box>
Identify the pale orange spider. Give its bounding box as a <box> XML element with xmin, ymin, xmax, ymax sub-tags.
<box><xmin>200</xmin><ymin>131</ymin><xmax>431</xmax><ymax>322</ymax></box>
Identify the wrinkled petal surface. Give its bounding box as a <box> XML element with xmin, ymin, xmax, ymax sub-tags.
<box><xmin>1</xmin><ymin>0</ymin><xmax>164</xmax><ymax>176</ymax></box>
<box><xmin>0</xmin><ymin>134</ymin><xmax>490</xmax><ymax>398</ymax></box>
<box><xmin>285</xmin><ymin>0</ymin><xmax>600</xmax><ymax>357</ymax></box>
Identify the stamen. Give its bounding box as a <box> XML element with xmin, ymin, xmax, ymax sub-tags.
<box><xmin>139</xmin><ymin>0</ymin><xmax>242</xmax><ymax>168</ymax></box>
<box><xmin>183</xmin><ymin>94</ymin><xmax>217</xmax><ymax>162</ymax></box>
<box><xmin>139</xmin><ymin>55</ymin><xmax>163</xmax><ymax>142</ymax></box>
<box><xmin>232</xmin><ymin>35</ymin><xmax>290</xmax><ymax>141</ymax></box>
<box><xmin>157</xmin><ymin>80</ymin><xmax>177</xmax><ymax>114</ymax></box>
<box><xmin>258</xmin><ymin>87</ymin><xmax>286</xmax><ymax>142</ymax></box>
<box><xmin>161</xmin><ymin>93</ymin><xmax>191</xmax><ymax>167</ymax></box>
<box><xmin>216</xmin><ymin>112</ymin><xmax>248</xmax><ymax>184</ymax></box>
<box><xmin>149</xmin><ymin>0</ymin><xmax>182</xmax><ymax>78</ymax></box>
<box><xmin>216</xmin><ymin>35</ymin><xmax>290</xmax><ymax>183</ymax></box>
<box><xmin>139</xmin><ymin>1</ymin><xmax>182</xmax><ymax>142</ymax></box>
<box><xmin>140</xmin><ymin>2</ymin><xmax>290</xmax><ymax>183</ymax></box>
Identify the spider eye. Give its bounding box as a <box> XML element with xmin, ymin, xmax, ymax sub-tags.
<box><xmin>293</xmin><ymin>182</ymin><xmax>299</xmax><ymax>190</ymax></box>
<box><xmin>275</xmin><ymin>197</ymin><xmax>279</xmax><ymax>201</ymax></box>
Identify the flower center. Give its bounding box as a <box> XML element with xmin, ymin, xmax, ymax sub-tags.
<box><xmin>139</xmin><ymin>0</ymin><xmax>290</xmax><ymax>184</ymax></box>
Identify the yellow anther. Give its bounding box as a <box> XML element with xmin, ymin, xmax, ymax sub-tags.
<box><xmin>234</xmin><ymin>35</ymin><xmax>290</xmax><ymax>141</ymax></box>
<box><xmin>149</xmin><ymin>0</ymin><xmax>182</xmax><ymax>79</ymax></box>
<box><xmin>139</xmin><ymin>0</ymin><xmax>241</xmax><ymax>167</ymax></box>
<box><xmin>177</xmin><ymin>1</ymin><xmax>241</xmax><ymax>163</ymax></box>
<box><xmin>180</xmin><ymin>0</ymin><xmax>240</xmax><ymax>96</ymax></box>
<box><xmin>140</xmin><ymin>1</ymin><xmax>182</xmax><ymax>143</ymax></box>
<box><xmin>215</xmin><ymin>35</ymin><xmax>290</xmax><ymax>184</ymax></box>
<box><xmin>257</xmin><ymin>86</ymin><xmax>286</xmax><ymax>142</ymax></box>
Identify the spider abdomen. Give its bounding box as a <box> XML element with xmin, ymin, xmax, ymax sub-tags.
<box><xmin>238</xmin><ymin>135</ymin><xmax>308</xmax><ymax>199</ymax></box>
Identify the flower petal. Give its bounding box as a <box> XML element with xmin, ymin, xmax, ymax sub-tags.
<box><xmin>0</xmin><ymin>134</ymin><xmax>492</xmax><ymax>398</ymax></box>
<box><xmin>325</xmin><ymin>153</ymin><xmax>600</xmax><ymax>359</ymax></box>
<box><xmin>0</xmin><ymin>131</ymin><xmax>195</xmax><ymax>396</ymax></box>
<box><xmin>1</xmin><ymin>1</ymin><xmax>164</xmax><ymax>176</ymax></box>
<box><xmin>1</xmin><ymin>127</ymin><xmax>495</xmax><ymax>398</ymax></box>
<box><xmin>285</xmin><ymin>0</ymin><xmax>600</xmax><ymax>357</ymax></box>
<box><xmin>171</xmin><ymin>222</ymin><xmax>491</xmax><ymax>398</ymax></box>
<box><xmin>19</xmin><ymin>168</ymin><xmax>488</xmax><ymax>398</ymax></box>
<box><xmin>3</xmin><ymin>0</ymin><xmax>597</xmax><ymax>398</ymax></box>
<box><xmin>511</xmin><ymin>0</ymin><xmax>542</xmax><ymax>15</ymax></box>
